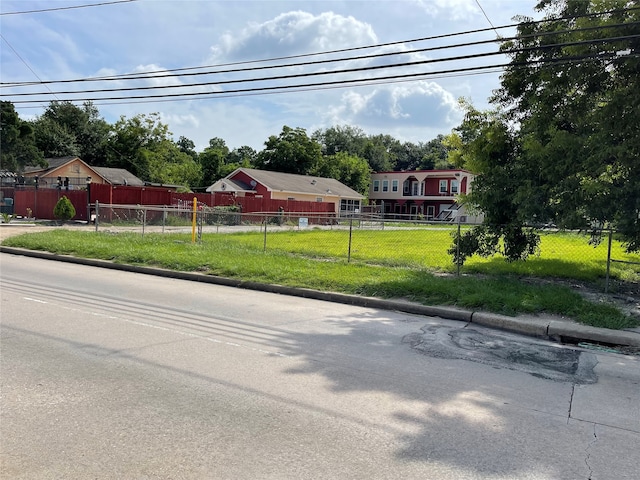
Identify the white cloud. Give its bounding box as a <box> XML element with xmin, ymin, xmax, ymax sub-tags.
<box><xmin>410</xmin><ymin>0</ymin><xmax>480</xmax><ymax>20</ymax></box>
<box><xmin>211</xmin><ymin>11</ymin><xmax>377</xmax><ymax>61</ymax></box>
<box><xmin>328</xmin><ymin>81</ymin><xmax>460</xmax><ymax>129</ymax></box>
<box><xmin>2</xmin><ymin>1</ymin><xmax>540</xmax><ymax>152</ymax></box>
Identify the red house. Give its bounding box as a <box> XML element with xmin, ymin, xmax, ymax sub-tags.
<box><xmin>368</xmin><ymin>169</ymin><xmax>482</xmax><ymax>222</ymax></box>
<box><xmin>207</xmin><ymin>168</ymin><xmax>365</xmax><ymax>216</ymax></box>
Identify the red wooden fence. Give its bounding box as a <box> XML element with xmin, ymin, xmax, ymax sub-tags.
<box><xmin>13</xmin><ymin>184</ymin><xmax>336</xmax><ymax>221</ymax></box>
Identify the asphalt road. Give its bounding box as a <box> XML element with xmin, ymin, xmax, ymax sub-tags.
<box><xmin>1</xmin><ymin>253</ymin><xmax>639</xmax><ymax>479</ymax></box>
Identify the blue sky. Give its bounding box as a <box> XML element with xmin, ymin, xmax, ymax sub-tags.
<box><xmin>1</xmin><ymin>0</ymin><xmax>540</xmax><ymax>151</ymax></box>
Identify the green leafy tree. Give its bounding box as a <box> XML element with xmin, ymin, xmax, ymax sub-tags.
<box><xmin>219</xmin><ymin>145</ymin><xmax>256</xmax><ymax>178</ymax></box>
<box><xmin>225</xmin><ymin>145</ymin><xmax>257</xmax><ymax>166</ymax></box>
<box><xmin>421</xmin><ymin>134</ymin><xmax>453</xmax><ymax>170</ymax></box>
<box><xmin>32</xmin><ymin>116</ymin><xmax>80</xmax><ymax>158</ymax></box>
<box><xmin>448</xmin><ymin>102</ymin><xmax>541</xmax><ymax>263</ymax></box>
<box><xmin>255</xmin><ymin>126</ymin><xmax>322</xmax><ymax>175</ymax></box>
<box><xmin>450</xmin><ymin>0</ymin><xmax>640</xmax><ymax>262</ymax></box>
<box><xmin>313</xmin><ymin>152</ymin><xmax>371</xmax><ymax>195</ymax></box>
<box><xmin>31</xmin><ymin>101</ymin><xmax>110</xmax><ymax>163</ymax></box>
<box><xmin>312</xmin><ymin>125</ymin><xmax>369</xmax><ymax>157</ymax></box>
<box><xmin>0</xmin><ymin>101</ymin><xmax>44</xmax><ymax>171</ymax></box>
<box><xmin>144</xmin><ymin>140</ymin><xmax>202</xmax><ymax>188</ymax></box>
<box><xmin>106</xmin><ymin>113</ymin><xmax>170</xmax><ymax>180</ymax></box>
<box><xmin>361</xmin><ymin>134</ymin><xmax>397</xmax><ymax>172</ymax></box>
<box><xmin>492</xmin><ymin>0</ymin><xmax>640</xmax><ymax>251</ymax></box>
<box><xmin>176</xmin><ymin>136</ymin><xmax>198</xmax><ymax>162</ymax></box>
<box><xmin>53</xmin><ymin>195</ymin><xmax>76</xmax><ymax>222</ymax></box>
<box><xmin>199</xmin><ymin>137</ymin><xmax>230</xmax><ymax>187</ymax></box>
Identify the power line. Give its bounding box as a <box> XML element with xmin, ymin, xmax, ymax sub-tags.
<box><xmin>7</xmin><ymin>51</ymin><xmax>635</xmax><ymax>106</ymax></box>
<box><xmin>4</xmin><ymin>33</ymin><xmax>637</xmax><ymax>99</ymax></box>
<box><xmin>0</xmin><ymin>34</ymin><xmax>59</xmax><ymax>105</ymax></box>
<box><xmin>4</xmin><ymin>20</ymin><xmax>637</xmax><ymax>88</ymax></box>
<box><xmin>0</xmin><ymin>0</ymin><xmax>138</xmax><ymax>16</ymax></box>
<box><xmin>474</xmin><ymin>0</ymin><xmax>501</xmax><ymax>38</ymax></box>
<box><xmin>4</xmin><ymin>4</ymin><xmax>639</xmax><ymax>87</ymax></box>
<box><xmin>14</xmin><ymin>68</ymin><xmax>508</xmax><ymax>109</ymax></box>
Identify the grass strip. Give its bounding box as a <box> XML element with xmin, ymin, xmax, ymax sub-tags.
<box><xmin>3</xmin><ymin>229</ymin><xmax>638</xmax><ymax>330</ymax></box>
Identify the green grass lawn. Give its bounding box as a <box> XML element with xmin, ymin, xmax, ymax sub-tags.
<box><xmin>3</xmin><ymin>228</ymin><xmax>639</xmax><ymax>330</ymax></box>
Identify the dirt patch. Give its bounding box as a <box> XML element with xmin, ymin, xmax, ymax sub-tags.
<box><xmin>0</xmin><ymin>223</ymin><xmax>94</xmax><ymax>241</ymax></box>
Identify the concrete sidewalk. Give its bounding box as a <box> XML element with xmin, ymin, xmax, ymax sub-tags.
<box><xmin>2</xmin><ymin>244</ymin><xmax>639</xmax><ymax>350</ymax></box>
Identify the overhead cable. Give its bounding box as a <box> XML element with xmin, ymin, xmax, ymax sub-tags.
<box><xmin>4</xmin><ymin>33</ymin><xmax>637</xmax><ymax>98</ymax></box>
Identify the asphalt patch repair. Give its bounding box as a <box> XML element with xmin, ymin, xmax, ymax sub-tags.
<box><xmin>403</xmin><ymin>325</ymin><xmax>598</xmax><ymax>384</ymax></box>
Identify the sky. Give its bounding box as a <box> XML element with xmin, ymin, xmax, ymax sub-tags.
<box><xmin>0</xmin><ymin>0</ymin><xmax>541</xmax><ymax>152</ymax></box>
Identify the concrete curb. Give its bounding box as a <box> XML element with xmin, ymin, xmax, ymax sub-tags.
<box><xmin>2</xmin><ymin>245</ymin><xmax>639</xmax><ymax>348</ymax></box>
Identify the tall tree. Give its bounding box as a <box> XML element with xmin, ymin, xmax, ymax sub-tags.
<box><xmin>106</xmin><ymin>113</ymin><xmax>170</xmax><ymax>180</ymax></box>
<box><xmin>313</xmin><ymin>152</ymin><xmax>371</xmax><ymax>195</ymax></box>
<box><xmin>176</xmin><ymin>136</ymin><xmax>198</xmax><ymax>162</ymax></box>
<box><xmin>33</xmin><ymin>101</ymin><xmax>110</xmax><ymax>163</ymax></box>
<box><xmin>220</xmin><ymin>145</ymin><xmax>257</xmax><ymax>178</ymax></box>
<box><xmin>448</xmin><ymin>103</ymin><xmax>541</xmax><ymax>264</ymax></box>
<box><xmin>312</xmin><ymin>125</ymin><xmax>369</xmax><ymax>157</ymax></box>
<box><xmin>451</xmin><ymin>0</ymin><xmax>640</xmax><ymax>261</ymax></box>
<box><xmin>493</xmin><ymin>0</ymin><xmax>640</xmax><ymax>250</ymax></box>
<box><xmin>32</xmin><ymin>116</ymin><xmax>79</xmax><ymax>158</ymax></box>
<box><xmin>144</xmin><ymin>139</ymin><xmax>201</xmax><ymax>189</ymax></box>
<box><xmin>255</xmin><ymin>126</ymin><xmax>322</xmax><ymax>175</ymax></box>
<box><xmin>422</xmin><ymin>134</ymin><xmax>453</xmax><ymax>170</ymax></box>
<box><xmin>199</xmin><ymin>137</ymin><xmax>230</xmax><ymax>187</ymax></box>
<box><xmin>361</xmin><ymin>135</ymin><xmax>395</xmax><ymax>172</ymax></box>
<box><xmin>0</xmin><ymin>101</ymin><xmax>44</xmax><ymax>171</ymax></box>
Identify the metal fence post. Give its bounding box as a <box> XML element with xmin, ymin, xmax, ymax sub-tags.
<box><xmin>456</xmin><ymin>214</ymin><xmax>461</xmax><ymax>277</ymax></box>
<box><xmin>263</xmin><ymin>214</ymin><xmax>268</xmax><ymax>252</ymax></box>
<box><xmin>348</xmin><ymin>217</ymin><xmax>353</xmax><ymax>263</ymax></box>
<box><xmin>142</xmin><ymin>207</ymin><xmax>146</xmax><ymax>238</ymax></box>
<box><xmin>605</xmin><ymin>228</ymin><xmax>613</xmax><ymax>293</ymax></box>
<box><xmin>94</xmin><ymin>200</ymin><xmax>99</xmax><ymax>232</ymax></box>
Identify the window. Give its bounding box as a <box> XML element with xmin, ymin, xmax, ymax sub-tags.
<box><xmin>439</xmin><ymin>180</ymin><xmax>448</xmax><ymax>194</ymax></box>
<box><xmin>382</xmin><ymin>180</ymin><xmax>389</xmax><ymax>192</ymax></box>
<box><xmin>340</xmin><ymin>199</ymin><xmax>361</xmax><ymax>213</ymax></box>
<box><xmin>451</xmin><ymin>180</ymin><xmax>459</xmax><ymax>194</ymax></box>
<box><xmin>412</xmin><ymin>182</ymin><xmax>418</xmax><ymax>196</ymax></box>
<box><xmin>316</xmin><ymin>197</ymin><xmax>323</xmax><ymax>202</ymax></box>
<box><xmin>420</xmin><ymin>182</ymin><xmax>425</xmax><ymax>196</ymax></box>
<box><xmin>403</xmin><ymin>180</ymin><xmax>410</xmax><ymax>194</ymax></box>
<box><xmin>373</xmin><ymin>180</ymin><xmax>380</xmax><ymax>192</ymax></box>
<box><xmin>392</xmin><ymin>180</ymin><xmax>398</xmax><ymax>192</ymax></box>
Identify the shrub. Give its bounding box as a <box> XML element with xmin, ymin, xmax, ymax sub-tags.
<box><xmin>53</xmin><ymin>196</ymin><xmax>76</xmax><ymax>222</ymax></box>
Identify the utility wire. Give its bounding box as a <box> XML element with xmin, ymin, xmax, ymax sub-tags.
<box><xmin>4</xmin><ymin>4</ymin><xmax>639</xmax><ymax>86</ymax></box>
<box><xmin>4</xmin><ymin>20</ymin><xmax>637</xmax><ymax>88</ymax></box>
<box><xmin>7</xmin><ymin>51</ymin><xmax>635</xmax><ymax>105</ymax></box>
<box><xmin>0</xmin><ymin>0</ymin><xmax>138</xmax><ymax>16</ymax></box>
<box><xmin>474</xmin><ymin>0</ymin><xmax>501</xmax><ymax>38</ymax></box>
<box><xmin>4</xmin><ymin>33</ymin><xmax>637</xmax><ymax>98</ymax></box>
<box><xmin>0</xmin><ymin>34</ymin><xmax>60</xmax><ymax>105</ymax></box>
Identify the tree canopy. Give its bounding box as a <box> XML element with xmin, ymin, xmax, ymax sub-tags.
<box><xmin>0</xmin><ymin>101</ymin><xmax>44</xmax><ymax>171</ymax></box>
<box><xmin>3</xmin><ymin>100</ymin><xmax>460</xmax><ymax>192</ymax></box>
<box><xmin>450</xmin><ymin>0</ymin><xmax>640</xmax><ymax>258</ymax></box>
<box><xmin>255</xmin><ymin>126</ymin><xmax>322</xmax><ymax>175</ymax></box>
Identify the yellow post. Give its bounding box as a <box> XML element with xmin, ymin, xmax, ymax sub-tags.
<box><xmin>191</xmin><ymin>197</ymin><xmax>197</xmax><ymax>243</ymax></box>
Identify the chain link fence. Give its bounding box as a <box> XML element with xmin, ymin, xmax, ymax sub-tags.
<box><xmin>92</xmin><ymin>202</ymin><xmax>640</xmax><ymax>294</ymax></box>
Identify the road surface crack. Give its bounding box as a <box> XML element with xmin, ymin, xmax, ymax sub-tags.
<box><xmin>585</xmin><ymin>424</ymin><xmax>597</xmax><ymax>480</ymax></box>
<box><xmin>568</xmin><ymin>383</ymin><xmax>575</xmax><ymax>423</ymax></box>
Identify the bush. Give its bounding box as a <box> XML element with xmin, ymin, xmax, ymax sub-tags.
<box><xmin>53</xmin><ymin>196</ymin><xmax>76</xmax><ymax>222</ymax></box>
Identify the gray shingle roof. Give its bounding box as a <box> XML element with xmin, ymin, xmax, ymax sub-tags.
<box><xmin>23</xmin><ymin>156</ymin><xmax>80</xmax><ymax>174</ymax></box>
<box><xmin>92</xmin><ymin>167</ymin><xmax>144</xmax><ymax>186</ymax></box>
<box><xmin>236</xmin><ymin>168</ymin><xmax>364</xmax><ymax>198</ymax></box>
